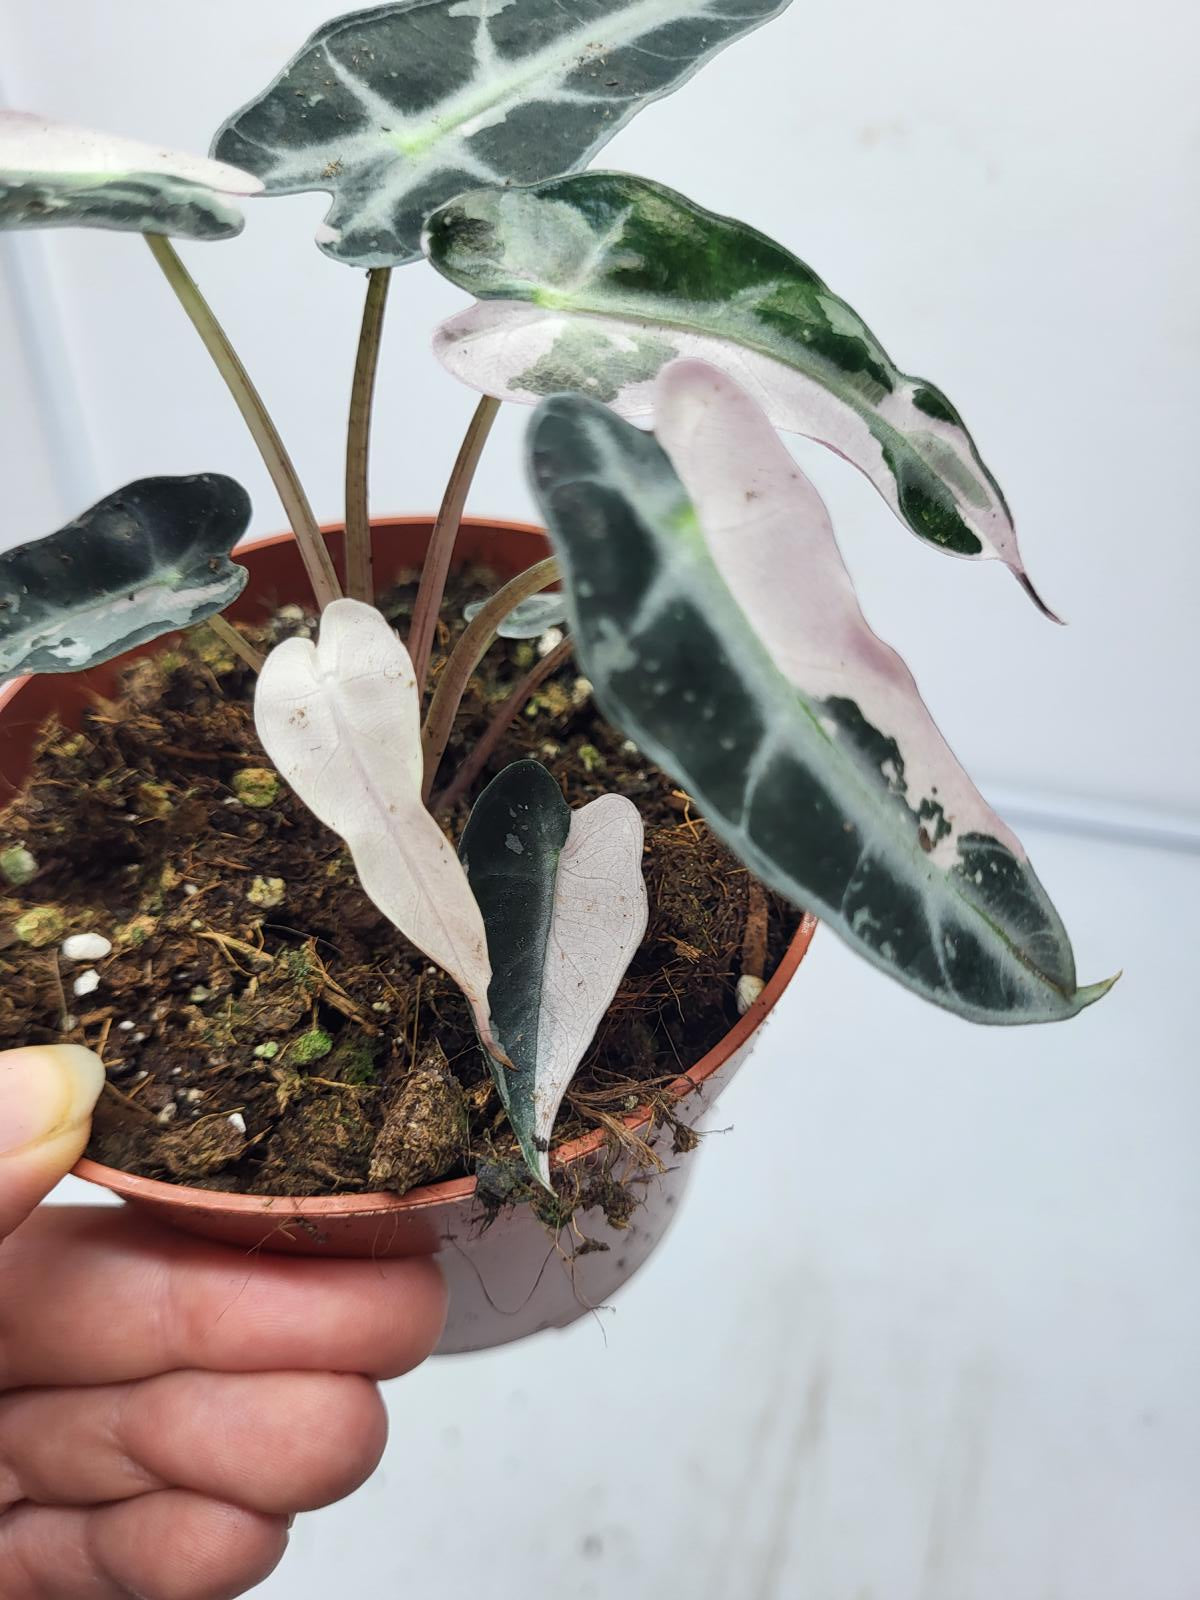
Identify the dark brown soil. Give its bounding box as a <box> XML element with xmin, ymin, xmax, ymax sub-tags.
<box><xmin>0</xmin><ymin>571</ymin><xmax>798</xmax><ymax>1201</ymax></box>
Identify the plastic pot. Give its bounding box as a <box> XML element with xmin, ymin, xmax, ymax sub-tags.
<box><xmin>0</xmin><ymin>518</ymin><xmax>816</xmax><ymax>1353</ymax></box>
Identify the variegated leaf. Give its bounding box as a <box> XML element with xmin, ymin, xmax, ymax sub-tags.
<box><xmin>0</xmin><ymin>476</ymin><xmax>250</xmax><ymax>679</ymax></box>
<box><xmin>460</xmin><ymin>759</ymin><xmax>647</xmax><ymax>1186</ymax></box>
<box><xmin>463</xmin><ymin>590</ymin><xmax>568</xmax><ymax>639</ymax></box>
<box><xmin>211</xmin><ymin>0</ymin><xmax>791</xmax><ymax>269</ymax></box>
<box><xmin>527</xmin><ymin>360</ymin><xmax>1113</xmax><ymax>1023</ymax></box>
<box><xmin>429</xmin><ymin>172</ymin><xmax>1054</xmax><ymax>615</ymax></box>
<box><xmin>0</xmin><ymin>112</ymin><xmax>262</xmax><ymax>240</ymax></box>
<box><xmin>253</xmin><ymin>599</ymin><xmax>502</xmax><ymax>1058</ymax></box>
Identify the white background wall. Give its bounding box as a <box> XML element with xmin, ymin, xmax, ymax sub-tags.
<box><xmin>2</xmin><ymin>1</ymin><xmax>1197</xmax><ymax>1595</ymax></box>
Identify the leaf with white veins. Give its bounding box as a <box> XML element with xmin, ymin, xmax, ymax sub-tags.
<box><xmin>428</xmin><ymin>172</ymin><xmax>1054</xmax><ymax>615</ymax></box>
<box><xmin>460</xmin><ymin>759</ymin><xmax>647</xmax><ymax>1185</ymax></box>
<box><xmin>527</xmin><ymin>360</ymin><xmax>1113</xmax><ymax>1023</ymax></box>
<box><xmin>254</xmin><ymin>599</ymin><xmax>500</xmax><ymax>1053</ymax></box>
<box><xmin>0</xmin><ymin>475</ymin><xmax>250</xmax><ymax>679</ymax></box>
<box><xmin>0</xmin><ymin>112</ymin><xmax>262</xmax><ymax>240</ymax></box>
<box><xmin>211</xmin><ymin>0</ymin><xmax>792</xmax><ymax>269</ymax></box>
<box><xmin>463</xmin><ymin>590</ymin><xmax>568</xmax><ymax>639</ymax></box>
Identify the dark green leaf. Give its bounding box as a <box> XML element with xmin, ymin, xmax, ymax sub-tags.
<box><xmin>460</xmin><ymin>759</ymin><xmax>647</xmax><ymax>1183</ymax></box>
<box><xmin>0</xmin><ymin>476</ymin><xmax>251</xmax><ymax>678</ymax></box>
<box><xmin>211</xmin><ymin>0</ymin><xmax>791</xmax><ymax>268</ymax></box>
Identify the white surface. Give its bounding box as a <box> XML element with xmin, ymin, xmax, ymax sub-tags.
<box><xmin>0</xmin><ymin>0</ymin><xmax>1197</xmax><ymax>816</ymax></box>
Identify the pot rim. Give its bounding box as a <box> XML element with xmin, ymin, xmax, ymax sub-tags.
<box><xmin>1</xmin><ymin>515</ymin><xmax>817</xmax><ymax>1218</ymax></box>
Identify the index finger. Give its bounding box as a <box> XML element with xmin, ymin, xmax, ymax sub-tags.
<box><xmin>0</xmin><ymin>1207</ymin><xmax>446</xmax><ymax>1389</ymax></box>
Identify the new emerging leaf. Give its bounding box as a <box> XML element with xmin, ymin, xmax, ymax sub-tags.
<box><xmin>0</xmin><ymin>475</ymin><xmax>251</xmax><ymax>679</ymax></box>
<box><xmin>463</xmin><ymin>590</ymin><xmax>568</xmax><ymax>640</ymax></box>
<box><xmin>429</xmin><ymin>172</ymin><xmax>1054</xmax><ymax>615</ymax></box>
<box><xmin>254</xmin><ymin>598</ymin><xmax>500</xmax><ymax>1053</ymax></box>
<box><xmin>527</xmin><ymin>360</ymin><xmax>1113</xmax><ymax>1023</ymax></box>
<box><xmin>0</xmin><ymin>112</ymin><xmax>262</xmax><ymax>240</ymax></box>
<box><xmin>212</xmin><ymin>0</ymin><xmax>792</xmax><ymax>268</ymax></box>
<box><xmin>460</xmin><ymin>759</ymin><xmax>647</xmax><ymax>1186</ymax></box>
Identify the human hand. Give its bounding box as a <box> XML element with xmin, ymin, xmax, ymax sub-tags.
<box><xmin>0</xmin><ymin>1046</ymin><xmax>446</xmax><ymax>1599</ymax></box>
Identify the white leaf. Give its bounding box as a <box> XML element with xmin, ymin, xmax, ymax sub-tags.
<box><xmin>254</xmin><ymin>599</ymin><xmax>498</xmax><ymax>1053</ymax></box>
<box><xmin>0</xmin><ymin>112</ymin><xmax>262</xmax><ymax>192</ymax></box>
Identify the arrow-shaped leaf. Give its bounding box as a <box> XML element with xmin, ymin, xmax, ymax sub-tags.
<box><xmin>0</xmin><ymin>112</ymin><xmax>262</xmax><ymax>240</ymax></box>
<box><xmin>429</xmin><ymin>172</ymin><xmax>1053</xmax><ymax>615</ymax></box>
<box><xmin>211</xmin><ymin>0</ymin><xmax>791</xmax><ymax>269</ymax></box>
<box><xmin>0</xmin><ymin>475</ymin><xmax>251</xmax><ymax>679</ymax></box>
<box><xmin>527</xmin><ymin>360</ymin><xmax>1113</xmax><ymax>1024</ymax></box>
<box><xmin>254</xmin><ymin>598</ymin><xmax>501</xmax><ymax>1054</ymax></box>
<box><xmin>459</xmin><ymin>759</ymin><xmax>647</xmax><ymax>1185</ymax></box>
<box><xmin>463</xmin><ymin>590</ymin><xmax>568</xmax><ymax>640</ymax></box>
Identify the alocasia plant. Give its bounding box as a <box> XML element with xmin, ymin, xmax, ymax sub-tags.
<box><xmin>0</xmin><ymin>0</ymin><xmax>1112</xmax><ymax>1191</ymax></box>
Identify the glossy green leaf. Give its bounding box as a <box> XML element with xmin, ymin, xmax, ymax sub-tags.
<box><xmin>0</xmin><ymin>476</ymin><xmax>251</xmax><ymax>679</ymax></box>
<box><xmin>460</xmin><ymin>759</ymin><xmax>647</xmax><ymax>1185</ymax></box>
<box><xmin>211</xmin><ymin>0</ymin><xmax>791</xmax><ymax>269</ymax></box>
<box><xmin>526</xmin><ymin>360</ymin><xmax>1113</xmax><ymax>1023</ymax></box>
<box><xmin>0</xmin><ymin>112</ymin><xmax>262</xmax><ymax>240</ymax></box>
<box><xmin>429</xmin><ymin>172</ymin><xmax>1054</xmax><ymax>615</ymax></box>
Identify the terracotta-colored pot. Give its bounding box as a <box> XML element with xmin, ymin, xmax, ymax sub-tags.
<box><xmin>0</xmin><ymin>518</ymin><xmax>816</xmax><ymax>1353</ymax></box>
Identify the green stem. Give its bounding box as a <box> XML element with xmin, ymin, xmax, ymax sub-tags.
<box><xmin>421</xmin><ymin>556</ymin><xmax>559</xmax><ymax>802</ymax></box>
<box><xmin>433</xmin><ymin>633</ymin><xmax>574</xmax><ymax>813</ymax></box>
<box><xmin>407</xmin><ymin>394</ymin><xmax>500</xmax><ymax>695</ymax></box>
<box><xmin>344</xmin><ymin>267</ymin><xmax>391</xmax><ymax>603</ymax></box>
<box><xmin>144</xmin><ymin>233</ymin><xmax>341</xmax><ymax>612</ymax></box>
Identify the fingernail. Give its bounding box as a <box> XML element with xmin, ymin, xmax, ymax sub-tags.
<box><xmin>0</xmin><ymin>1046</ymin><xmax>105</xmax><ymax>1157</ymax></box>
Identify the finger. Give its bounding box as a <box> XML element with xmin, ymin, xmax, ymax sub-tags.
<box><xmin>0</xmin><ymin>1047</ymin><xmax>104</xmax><ymax>1240</ymax></box>
<box><xmin>0</xmin><ymin>1370</ymin><xmax>387</xmax><ymax>1514</ymax></box>
<box><xmin>0</xmin><ymin>1489</ymin><xmax>287</xmax><ymax>1600</ymax></box>
<box><xmin>0</xmin><ymin>1207</ymin><xmax>447</xmax><ymax>1389</ymax></box>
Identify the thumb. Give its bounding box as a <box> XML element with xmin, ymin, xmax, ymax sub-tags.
<box><xmin>0</xmin><ymin>1046</ymin><xmax>105</xmax><ymax>1241</ymax></box>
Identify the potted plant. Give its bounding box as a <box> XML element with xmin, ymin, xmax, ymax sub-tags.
<box><xmin>0</xmin><ymin>0</ymin><xmax>1113</xmax><ymax>1353</ymax></box>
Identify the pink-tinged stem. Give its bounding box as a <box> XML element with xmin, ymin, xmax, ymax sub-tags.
<box><xmin>420</xmin><ymin>556</ymin><xmax>559</xmax><ymax>802</ymax></box>
<box><xmin>407</xmin><ymin>394</ymin><xmax>500</xmax><ymax>694</ymax></box>
<box><xmin>344</xmin><ymin>267</ymin><xmax>392</xmax><ymax>603</ymax></box>
<box><xmin>433</xmin><ymin>634</ymin><xmax>575</xmax><ymax>813</ymax></box>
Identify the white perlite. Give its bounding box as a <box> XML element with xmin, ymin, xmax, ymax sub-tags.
<box><xmin>72</xmin><ymin>969</ymin><xmax>101</xmax><ymax>998</ymax></box>
<box><xmin>62</xmin><ymin>932</ymin><xmax>112</xmax><ymax>961</ymax></box>
<box><xmin>735</xmin><ymin>974</ymin><xmax>765</xmax><ymax>1015</ymax></box>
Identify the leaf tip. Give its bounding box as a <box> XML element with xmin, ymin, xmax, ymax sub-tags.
<box><xmin>1014</xmin><ymin>567</ymin><xmax>1065</xmax><ymax>625</ymax></box>
<box><xmin>1074</xmin><ymin>971</ymin><xmax>1121</xmax><ymax>1012</ymax></box>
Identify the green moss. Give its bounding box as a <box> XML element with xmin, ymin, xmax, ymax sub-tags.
<box><xmin>116</xmin><ymin>914</ymin><xmax>158</xmax><ymax>949</ymax></box>
<box><xmin>327</xmin><ymin>1033</ymin><xmax>380</xmax><ymax>1086</ymax></box>
<box><xmin>247</xmin><ymin>876</ymin><xmax>286</xmax><ymax>909</ymax></box>
<box><xmin>290</xmin><ymin>1028</ymin><xmax>334</xmax><ymax>1066</ymax></box>
<box><xmin>0</xmin><ymin>845</ymin><xmax>38</xmax><ymax>887</ymax></box>
<box><xmin>13</xmin><ymin>905</ymin><xmax>65</xmax><ymax>948</ymax></box>
<box><xmin>578</xmin><ymin>743</ymin><xmax>604</xmax><ymax>774</ymax></box>
<box><xmin>233</xmin><ymin>768</ymin><xmax>281</xmax><ymax>809</ymax></box>
<box><xmin>282</xmin><ymin>946</ymin><xmax>315</xmax><ymax>983</ymax></box>
<box><xmin>138</xmin><ymin>782</ymin><xmax>173</xmax><ymax>818</ymax></box>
